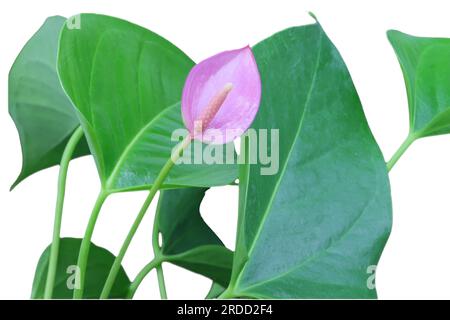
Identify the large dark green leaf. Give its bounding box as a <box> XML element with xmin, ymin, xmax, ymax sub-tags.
<box><xmin>224</xmin><ymin>22</ymin><xmax>392</xmax><ymax>299</ymax></box>
<box><xmin>157</xmin><ymin>188</ymin><xmax>233</xmax><ymax>287</ymax></box>
<box><xmin>388</xmin><ymin>30</ymin><xmax>450</xmax><ymax>138</ymax></box>
<box><xmin>32</xmin><ymin>238</ymin><xmax>130</xmax><ymax>299</ymax></box>
<box><xmin>58</xmin><ymin>14</ymin><xmax>237</xmax><ymax>193</ymax></box>
<box><xmin>9</xmin><ymin>16</ymin><xmax>89</xmax><ymax>189</ymax></box>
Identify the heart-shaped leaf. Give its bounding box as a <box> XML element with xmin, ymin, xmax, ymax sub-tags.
<box><xmin>58</xmin><ymin>14</ymin><xmax>237</xmax><ymax>193</ymax></box>
<box><xmin>224</xmin><ymin>21</ymin><xmax>392</xmax><ymax>299</ymax></box>
<box><xmin>32</xmin><ymin>238</ymin><xmax>130</xmax><ymax>299</ymax></box>
<box><xmin>157</xmin><ymin>188</ymin><xmax>233</xmax><ymax>287</ymax></box>
<box><xmin>388</xmin><ymin>30</ymin><xmax>450</xmax><ymax>138</ymax></box>
<box><xmin>9</xmin><ymin>16</ymin><xmax>89</xmax><ymax>189</ymax></box>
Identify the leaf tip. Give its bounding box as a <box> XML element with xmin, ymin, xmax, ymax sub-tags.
<box><xmin>10</xmin><ymin>175</ymin><xmax>23</xmax><ymax>191</ymax></box>
<box><xmin>308</xmin><ymin>11</ymin><xmax>319</xmax><ymax>23</ymax></box>
<box><xmin>45</xmin><ymin>15</ymin><xmax>66</xmax><ymax>23</ymax></box>
<box><xmin>386</xmin><ymin>29</ymin><xmax>396</xmax><ymax>37</ymax></box>
<box><xmin>386</xmin><ymin>29</ymin><xmax>405</xmax><ymax>40</ymax></box>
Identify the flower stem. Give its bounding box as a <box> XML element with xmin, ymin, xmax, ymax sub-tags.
<box><xmin>100</xmin><ymin>135</ymin><xmax>192</xmax><ymax>299</ymax></box>
<box><xmin>125</xmin><ymin>192</ymin><xmax>169</xmax><ymax>299</ymax></box>
<box><xmin>386</xmin><ymin>133</ymin><xmax>417</xmax><ymax>172</ymax></box>
<box><xmin>73</xmin><ymin>189</ymin><xmax>109</xmax><ymax>299</ymax></box>
<box><xmin>152</xmin><ymin>190</ymin><xmax>168</xmax><ymax>299</ymax></box>
<box><xmin>156</xmin><ymin>266</ymin><xmax>168</xmax><ymax>299</ymax></box>
<box><xmin>44</xmin><ymin>127</ymin><xmax>84</xmax><ymax>299</ymax></box>
<box><xmin>126</xmin><ymin>258</ymin><xmax>162</xmax><ymax>299</ymax></box>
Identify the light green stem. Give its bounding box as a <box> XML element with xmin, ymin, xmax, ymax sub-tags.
<box><xmin>386</xmin><ymin>133</ymin><xmax>417</xmax><ymax>172</ymax></box>
<box><xmin>126</xmin><ymin>258</ymin><xmax>162</xmax><ymax>299</ymax></box>
<box><xmin>126</xmin><ymin>191</ymin><xmax>169</xmax><ymax>299</ymax></box>
<box><xmin>100</xmin><ymin>135</ymin><xmax>192</xmax><ymax>299</ymax></box>
<box><xmin>156</xmin><ymin>265</ymin><xmax>168</xmax><ymax>299</ymax></box>
<box><xmin>73</xmin><ymin>190</ymin><xmax>109</xmax><ymax>299</ymax></box>
<box><xmin>44</xmin><ymin>127</ymin><xmax>84</xmax><ymax>299</ymax></box>
<box><xmin>152</xmin><ymin>191</ymin><xmax>168</xmax><ymax>299</ymax></box>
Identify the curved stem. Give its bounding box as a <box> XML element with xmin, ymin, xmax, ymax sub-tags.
<box><xmin>44</xmin><ymin>127</ymin><xmax>84</xmax><ymax>299</ymax></box>
<box><xmin>73</xmin><ymin>190</ymin><xmax>109</xmax><ymax>299</ymax></box>
<box><xmin>100</xmin><ymin>187</ymin><xmax>159</xmax><ymax>299</ymax></box>
<box><xmin>387</xmin><ymin>133</ymin><xmax>417</xmax><ymax>172</ymax></box>
<box><xmin>100</xmin><ymin>135</ymin><xmax>192</xmax><ymax>299</ymax></box>
<box><xmin>127</xmin><ymin>258</ymin><xmax>162</xmax><ymax>299</ymax></box>
<box><xmin>152</xmin><ymin>193</ymin><xmax>163</xmax><ymax>254</ymax></box>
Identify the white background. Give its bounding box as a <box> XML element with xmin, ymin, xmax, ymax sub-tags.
<box><xmin>1</xmin><ymin>0</ymin><xmax>450</xmax><ymax>300</ymax></box>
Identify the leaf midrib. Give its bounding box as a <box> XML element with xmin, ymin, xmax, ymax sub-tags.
<box><xmin>165</xmin><ymin>244</ymin><xmax>232</xmax><ymax>266</ymax></box>
<box><xmin>104</xmin><ymin>102</ymin><xmax>180</xmax><ymax>191</ymax></box>
<box><xmin>235</xmin><ymin>28</ymin><xmax>324</xmax><ymax>286</ymax></box>
<box><xmin>84</xmin><ymin>29</ymin><xmax>189</xmax><ymax>192</ymax></box>
<box><xmin>240</xmin><ymin>170</ymin><xmax>381</xmax><ymax>293</ymax></box>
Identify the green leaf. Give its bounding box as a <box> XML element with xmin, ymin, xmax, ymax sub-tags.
<box><xmin>9</xmin><ymin>16</ymin><xmax>89</xmax><ymax>189</ymax></box>
<box><xmin>388</xmin><ymin>30</ymin><xmax>450</xmax><ymax>137</ymax></box>
<box><xmin>157</xmin><ymin>188</ymin><xmax>233</xmax><ymax>287</ymax></box>
<box><xmin>225</xmin><ymin>22</ymin><xmax>392</xmax><ymax>299</ymax></box>
<box><xmin>58</xmin><ymin>14</ymin><xmax>237</xmax><ymax>193</ymax></box>
<box><xmin>32</xmin><ymin>238</ymin><xmax>130</xmax><ymax>299</ymax></box>
<box><xmin>206</xmin><ymin>283</ymin><xmax>226</xmax><ymax>299</ymax></box>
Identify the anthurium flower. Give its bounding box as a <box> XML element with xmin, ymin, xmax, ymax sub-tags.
<box><xmin>182</xmin><ymin>46</ymin><xmax>261</xmax><ymax>144</ymax></box>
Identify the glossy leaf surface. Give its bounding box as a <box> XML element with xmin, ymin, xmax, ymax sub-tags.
<box><xmin>388</xmin><ymin>30</ymin><xmax>450</xmax><ymax>137</ymax></box>
<box><xmin>31</xmin><ymin>238</ymin><xmax>130</xmax><ymax>299</ymax></box>
<box><xmin>227</xmin><ymin>22</ymin><xmax>392</xmax><ymax>299</ymax></box>
<box><xmin>9</xmin><ymin>16</ymin><xmax>89</xmax><ymax>189</ymax></box>
<box><xmin>157</xmin><ymin>188</ymin><xmax>233</xmax><ymax>287</ymax></box>
<box><xmin>58</xmin><ymin>14</ymin><xmax>237</xmax><ymax>192</ymax></box>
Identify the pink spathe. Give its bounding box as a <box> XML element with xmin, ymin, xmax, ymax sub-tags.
<box><xmin>181</xmin><ymin>46</ymin><xmax>261</xmax><ymax>144</ymax></box>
